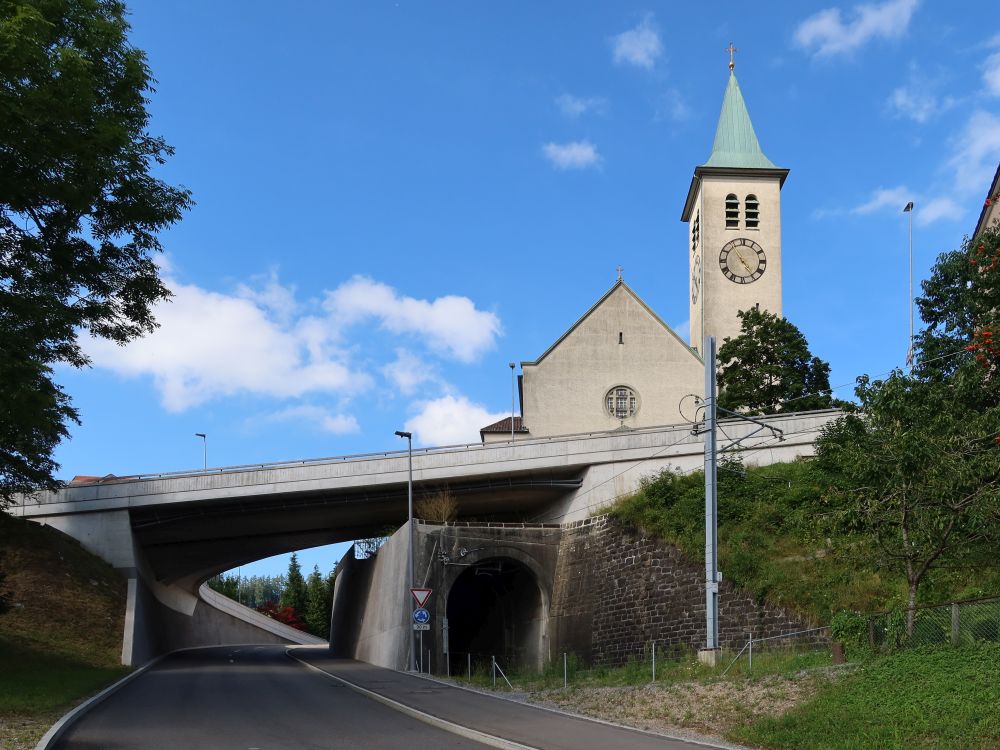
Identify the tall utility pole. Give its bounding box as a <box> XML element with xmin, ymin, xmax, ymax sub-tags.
<box><xmin>395</xmin><ymin>430</ymin><xmax>416</xmax><ymax>671</ymax></box>
<box><xmin>702</xmin><ymin>336</ymin><xmax>720</xmax><ymax>657</ymax></box>
<box><xmin>903</xmin><ymin>201</ymin><xmax>915</xmax><ymax>370</ymax></box>
<box><xmin>194</xmin><ymin>433</ymin><xmax>207</xmax><ymax>470</ymax></box>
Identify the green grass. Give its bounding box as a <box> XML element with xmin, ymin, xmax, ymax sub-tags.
<box><xmin>0</xmin><ymin>512</ymin><xmax>129</xmax><ymax>748</ymax></box>
<box><xmin>0</xmin><ymin>637</ymin><xmax>127</xmax><ymax>714</ymax></box>
<box><xmin>608</xmin><ymin>459</ymin><xmax>1000</xmax><ymax>624</ymax></box>
<box><xmin>732</xmin><ymin>644</ymin><xmax>1000</xmax><ymax>749</ymax></box>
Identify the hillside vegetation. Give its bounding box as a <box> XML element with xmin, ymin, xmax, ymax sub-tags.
<box><xmin>608</xmin><ymin>459</ymin><xmax>1000</xmax><ymax>623</ymax></box>
<box><xmin>0</xmin><ymin>512</ymin><xmax>128</xmax><ymax>749</ymax></box>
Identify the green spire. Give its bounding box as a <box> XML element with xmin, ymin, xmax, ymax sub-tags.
<box><xmin>703</xmin><ymin>71</ymin><xmax>776</xmax><ymax>169</ymax></box>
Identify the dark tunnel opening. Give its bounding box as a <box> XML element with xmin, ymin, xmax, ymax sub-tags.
<box><xmin>446</xmin><ymin>557</ymin><xmax>544</xmax><ymax>669</ymax></box>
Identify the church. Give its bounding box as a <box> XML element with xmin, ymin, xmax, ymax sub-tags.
<box><xmin>482</xmin><ymin>62</ymin><xmax>788</xmax><ymax>443</ymax></box>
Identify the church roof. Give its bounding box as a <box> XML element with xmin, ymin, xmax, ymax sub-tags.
<box><xmin>521</xmin><ymin>279</ymin><xmax>701</xmax><ymax>367</ymax></box>
<box><xmin>703</xmin><ymin>71</ymin><xmax>777</xmax><ymax>170</ymax></box>
<box><xmin>480</xmin><ymin>416</ymin><xmax>528</xmax><ymax>435</ymax></box>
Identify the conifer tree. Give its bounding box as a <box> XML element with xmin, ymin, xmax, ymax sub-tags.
<box><xmin>280</xmin><ymin>553</ymin><xmax>307</xmax><ymax>616</ymax></box>
<box><xmin>304</xmin><ymin>565</ymin><xmax>329</xmax><ymax>638</ymax></box>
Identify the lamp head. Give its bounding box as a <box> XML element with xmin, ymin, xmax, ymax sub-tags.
<box><xmin>903</xmin><ymin>202</ymin><xmax>914</xmax><ymax>212</ymax></box>
<box><xmin>394</xmin><ymin>430</ymin><xmax>411</xmax><ymax>439</ymax></box>
<box><xmin>195</xmin><ymin>433</ymin><xmax>206</xmax><ymax>438</ymax></box>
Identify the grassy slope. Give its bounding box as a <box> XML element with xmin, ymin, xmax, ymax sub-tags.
<box><xmin>0</xmin><ymin>512</ymin><xmax>128</xmax><ymax>749</ymax></box>
<box><xmin>608</xmin><ymin>459</ymin><xmax>1000</xmax><ymax>624</ymax></box>
<box><xmin>732</xmin><ymin>644</ymin><xmax>1000</xmax><ymax>749</ymax></box>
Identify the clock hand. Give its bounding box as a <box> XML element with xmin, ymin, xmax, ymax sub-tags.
<box><xmin>735</xmin><ymin>251</ymin><xmax>753</xmax><ymax>274</ymax></box>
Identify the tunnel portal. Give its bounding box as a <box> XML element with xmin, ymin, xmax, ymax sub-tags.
<box><xmin>446</xmin><ymin>557</ymin><xmax>545</xmax><ymax>669</ymax></box>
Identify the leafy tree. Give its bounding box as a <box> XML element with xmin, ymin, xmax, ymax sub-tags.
<box><xmin>0</xmin><ymin>0</ymin><xmax>192</xmax><ymax>504</ymax></box>
<box><xmin>207</xmin><ymin>573</ymin><xmax>240</xmax><ymax>601</ymax></box>
<box><xmin>256</xmin><ymin>601</ymin><xmax>306</xmax><ymax>631</ymax></box>
<box><xmin>717</xmin><ymin>307</ymin><xmax>839</xmax><ymax>415</ymax></box>
<box><xmin>814</xmin><ymin>370</ymin><xmax>1000</xmax><ymax>635</ymax></box>
<box><xmin>304</xmin><ymin>565</ymin><xmax>329</xmax><ymax>638</ymax></box>
<box><xmin>915</xmin><ymin>223</ymin><xmax>1000</xmax><ymax>399</ymax></box>
<box><xmin>280</xmin><ymin>553</ymin><xmax>306</xmax><ymax>615</ymax></box>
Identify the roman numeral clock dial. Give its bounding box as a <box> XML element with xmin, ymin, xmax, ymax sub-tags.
<box><xmin>719</xmin><ymin>237</ymin><xmax>766</xmax><ymax>284</ymax></box>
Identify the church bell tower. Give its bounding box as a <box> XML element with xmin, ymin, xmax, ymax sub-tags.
<box><xmin>681</xmin><ymin>51</ymin><xmax>789</xmax><ymax>352</ymax></box>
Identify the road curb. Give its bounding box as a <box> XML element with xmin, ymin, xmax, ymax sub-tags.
<box><xmin>33</xmin><ymin>654</ymin><xmax>165</xmax><ymax>750</ymax></box>
<box><xmin>285</xmin><ymin>649</ymin><xmax>542</xmax><ymax>750</ymax></box>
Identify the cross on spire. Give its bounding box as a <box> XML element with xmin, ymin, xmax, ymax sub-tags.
<box><xmin>616</xmin><ymin>265</ymin><xmax>624</xmax><ymax>281</ymax></box>
<box><xmin>726</xmin><ymin>42</ymin><xmax>737</xmax><ymax>71</ymax></box>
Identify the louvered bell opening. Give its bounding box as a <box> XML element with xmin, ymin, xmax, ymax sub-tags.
<box><xmin>725</xmin><ymin>194</ymin><xmax>739</xmax><ymax>229</ymax></box>
<box><xmin>745</xmin><ymin>194</ymin><xmax>759</xmax><ymax>229</ymax></box>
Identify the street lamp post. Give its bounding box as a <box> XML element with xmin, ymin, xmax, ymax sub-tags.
<box><xmin>508</xmin><ymin>362</ymin><xmax>516</xmax><ymax>443</ymax></box>
<box><xmin>194</xmin><ymin>433</ymin><xmax>207</xmax><ymax>470</ymax></box>
<box><xmin>903</xmin><ymin>201</ymin><xmax>914</xmax><ymax>370</ymax></box>
<box><xmin>394</xmin><ymin>430</ymin><xmax>415</xmax><ymax>670</ymax></box>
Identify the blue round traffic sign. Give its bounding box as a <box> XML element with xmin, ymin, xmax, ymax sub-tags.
<box><xmin>413</xmin><ymin>607</ymin><xmax>430</xmax><ymax>624</ymax></box>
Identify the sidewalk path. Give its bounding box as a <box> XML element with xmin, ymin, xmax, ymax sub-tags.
<box><xmin>293</xmin><ymin>649</ymin><xmax>742</xmax><ymax>750</ymax></box>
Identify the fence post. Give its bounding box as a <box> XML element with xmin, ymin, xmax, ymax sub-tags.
<box><xmin>468</xmin><ymin>652</ymin><xmax>471</xmax><ymax>680</ymax></box>
<box><xmin>951</xmin><ymin>603</ymin><xmax>961</xmax><ymax>647</ymax></box>
<box><xmin>748</xmin><ymin>636</ymin><xmax>753</xmax><ymax>675</ymax></box>
<box><xmin>492</xmin><ymin>655</ymin><xmax>496</xmax><ymax>688</ymax></box>
<box><xmin>651</xmin><ymin>640</ymin><xmax>656</xmax><ymax>683</ymax></box>
<box><xmin>563</xmin><ymin>652</ymin><xmax>567</xmax><ymax>689</ymax></box>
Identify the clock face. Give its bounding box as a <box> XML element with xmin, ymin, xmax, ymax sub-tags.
<box><xmin>691</xmin><ymin>255</ymin><xmax>701</xmax><ymax>304</ymax></box>
<box><xmin>719</xmin><ymin>238</ymin><xmax>766</xmax><ymax>284</ymax></box>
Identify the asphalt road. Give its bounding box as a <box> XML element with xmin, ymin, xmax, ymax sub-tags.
<box><xmin>53</xmin><ymin>645</ymin><xmax>492</xmax><ymax>750</ymax></box>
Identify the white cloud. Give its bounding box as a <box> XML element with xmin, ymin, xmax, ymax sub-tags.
<box><xmin>611</xmin><ymin>16</ymin><xmax>662</xmax><ymax>69</ymax></box>
<box><xmin>86</xmin><ymin>272</ymin><xmax>502</xmax><ymax>414</ymax></box>
<box><xmin>404</xmin><ymin>395</ymin><xmax>506</xmax><ymax>447</ymax></box>
<box><xmin>324</xmin><ymin>276</ymin><xmax>501</xmax><ymax>363</ymax></box>
<box><xmin>916</xmin><ymin>197</ymin><xmax>963</xmax><ymax>226</ymax></box>
<box><xmin>382</xmin><ymin>349</ymin><xmax>436</xmax><ymax>396</ymax></box>
<box><xmin>983</xmin><ymin>51</ymin><xmax>1000</xmax><ymax>96</ymax></box>
<box><xmin>85</xmin><ymin>276</ymin><xmax>367</xmax><ymax>412</ymax></box>
<box><xmin>258</xmin><ymin>405</ymin><xmax>360</xmax><ymax>434</ymax></box>
<box><xmin>794</xmin><ymin>0</ymin><xmax>919</xmax><ymax>58</ymax></box>
<box><xmin>555</xmin><ymin>94</ymin><xmax>608</xmax><ymax>118</ymax></box>
<box><xmin>654</xmin><ymin>89</ymin><xmax>691</xmax><ymax>123</ymax></box>
<box><xmin>946</xmin><ymin>110</ymin><xmax>1000</xmax><ymax>196</ymax></box>
<box><xmin>851</xmin><ymin>185</ymin><xmax>913</xmax><ymax>215</ymax></box>
<box><xmin>541</xmin><ymin>141</ymin><xmax>602</xmax><ymax>170</ymax></box>
<box><xmin>886</xmin><ymin>85</ymin><xmax>951</xmax><ymax>124</ymax></box>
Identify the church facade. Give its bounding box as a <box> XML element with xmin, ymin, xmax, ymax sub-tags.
<box><xmin>482</xmin><ymin>65</ymin><xmax>788</xmax><ymax>443</ymax></box>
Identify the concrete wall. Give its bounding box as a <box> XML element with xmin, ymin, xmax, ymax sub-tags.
<box><xmin>332</xmin><ymin>517</ymin><xmax>818</xmax><ymax>673</ymax></box>
<box><xmin>328</xmin><ymin>523</ymin><xmax>411</xmax><ymax>669</ymax></box>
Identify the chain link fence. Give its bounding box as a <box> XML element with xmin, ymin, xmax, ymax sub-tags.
<box><xmin>867</xmin><ymin>595</ymin><xmax>1000</xmax><ymax>651</ymax></box>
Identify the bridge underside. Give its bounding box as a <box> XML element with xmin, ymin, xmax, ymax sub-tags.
<box><xmin>132</xmin><ymin>470</ymin><xmax>581</xmax><ymax>584</ymax></box>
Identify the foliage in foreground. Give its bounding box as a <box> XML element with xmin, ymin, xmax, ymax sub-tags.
<box><xmin>608</xmin><ymin>460</ymin><xmax>1000</xmax><ymax>623</ymax></box>
<box><xmin>0</xmin><ymin>0</ymin><xmax>192</xmax><ymax>504</ymax></box>
<box><xmin>733</xmin><ymin>644</ymin><xmax>1000</xmax><ymax>750</ymax></box>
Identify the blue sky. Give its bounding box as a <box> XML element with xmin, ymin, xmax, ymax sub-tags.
<box><xmin>53</xmin><ymin>1</ymin><xmax>1000</xmax><ymax>577</ymax></box>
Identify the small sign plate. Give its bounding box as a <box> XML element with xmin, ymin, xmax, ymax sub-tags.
<box><xmin>410</xmin><ymin>588</ymin><xmax>433</xmax><ymax>608</ymax></box>
<box><xmin>412</xmin><ymin>623</ymin><xmax>430</xmax><ymax>631</ymax></box>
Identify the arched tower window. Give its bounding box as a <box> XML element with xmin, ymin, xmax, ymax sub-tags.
<box><xmin>691</xmin><ymin>210</ymin><xmax>700</xmax><ymax>255</ymax></box>
<box><xmin>725</xmin><ymin>194</ymin><xmax>739</xmax><ymax>229</ymax></box>
<box><xmin>745</xmin><ymin>194</ymin><xmax>760</xmax><ymax>229</ymax></box>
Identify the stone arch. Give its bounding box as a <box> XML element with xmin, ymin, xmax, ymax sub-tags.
<box><xmin>444</xmin><ymin>551</ymin><xmax>549</xmax><ymax>671</ymax></box>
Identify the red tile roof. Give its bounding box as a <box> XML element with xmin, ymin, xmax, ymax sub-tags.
<box><xmin>479</xmin><ymin>416</ymin><xmax>528</xmax><ymax>434</ymax></box>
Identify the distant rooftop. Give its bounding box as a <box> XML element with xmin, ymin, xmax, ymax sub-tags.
<box><xmin>480</xmin><ymin>416</ymin><xmax>528</xmax><ymax>434</ymax></box>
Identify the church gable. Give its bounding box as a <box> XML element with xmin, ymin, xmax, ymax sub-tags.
<box><xmin>518</xmin><ymin>281</ymin><xmax>703</xmax><ymax>438</ymax></box>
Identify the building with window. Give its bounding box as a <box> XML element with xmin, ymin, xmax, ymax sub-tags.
<box><xmin>481</xmin><ymin>65</ymin><xmax>788</xmax><ymax>442</ymax></box>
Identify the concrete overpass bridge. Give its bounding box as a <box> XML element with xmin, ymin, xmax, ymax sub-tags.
<box><xmin>12</xmin><ymin>410</ymin><xmax>839</xmax><ymax>667</ymax></box>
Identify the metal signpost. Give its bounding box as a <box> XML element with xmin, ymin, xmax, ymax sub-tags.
<box><xmin>703</xmin><ymin>335</ymin><xmax>720</xmax><ymax>655</ymax></box>
<box><xmin>410</xmin><ymin>589</ymin><xmax>432</xmax><ymax>673</ymax></box>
